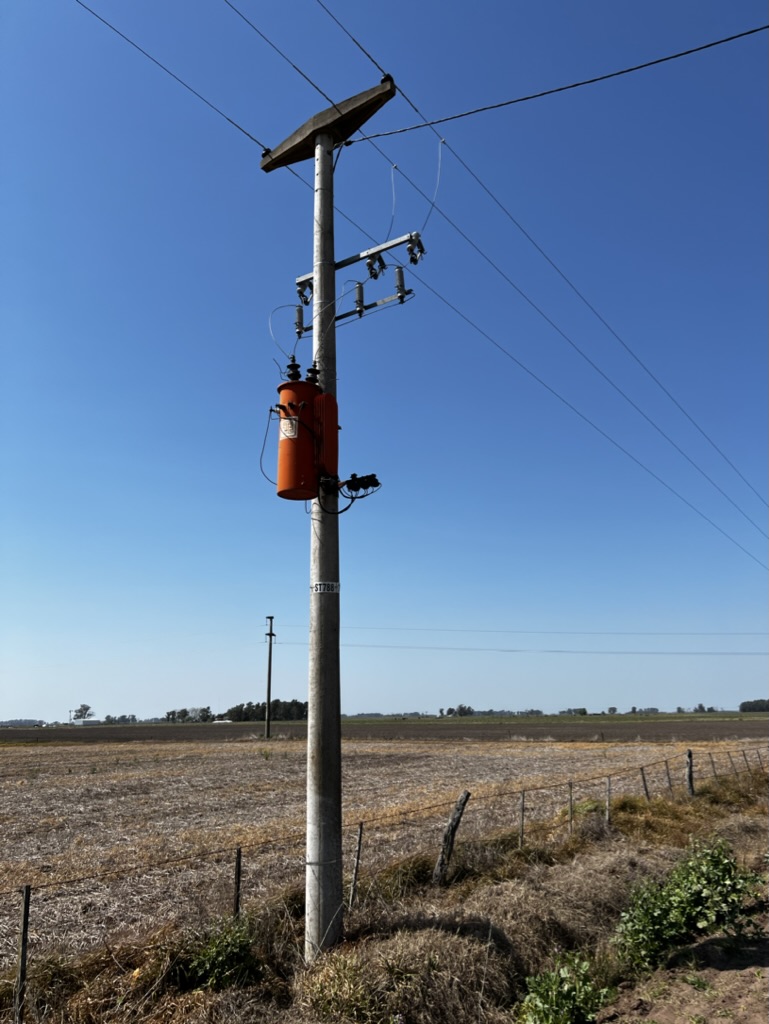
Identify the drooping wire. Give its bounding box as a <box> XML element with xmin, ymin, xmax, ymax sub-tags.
<box><xmin>259</xmin><ymin>409</ymin><xmax>277</xmax><ymax>485</ymax></box>
<box><xmin>420</xmin><ymin>138</ymin><xmax>444</xmax><ymax>233</ymax></box>
<box><xmin>384</xmin><ymin>164</ymin><xmax>397</xmax><ymax>241</ymax></box>
<box><xmin>268</xmin><ymin>305</ymin><xmax>298</xmax><ymax>360</ymax></box>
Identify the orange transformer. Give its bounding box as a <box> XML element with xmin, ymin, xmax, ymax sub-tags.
<box><xmin>276</xmin><ymin>374</ymin><xmax>338</xmax><ymax>500</ymax></box>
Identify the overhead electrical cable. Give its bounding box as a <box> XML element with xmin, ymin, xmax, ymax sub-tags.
<box><xmin>280</xmin><ymin>625</ymin><xmax>766</xmax><ymax>637</ymax></box>
<box><xmin>72</xmin><ymin>3</ymin><xmax>767</xmax><ymax>568</ymax></box>
<box><xmin>408</xmin><ymin>268</ymin><xmax>768</xmax><ymax>570</ymax></box>
<box><xmin>315</xmin><ymin>1</ymin><xmax>768</xmax><ymax>522</ymax></box>
<box><xmin>442</xmin><ymin>146</ymin><xmax>769</xmax><ymax>510</ymax></box>
<box><xmin>344</xmin><ymin>25</ymin><xmax>769</xmax><ymax>140</ymax></box>
<box><xmin>396</xmin><ymin>169</ymin><xmax>768</xmax><ymax>537</ymax></box>
<box><xmin>72</xmin><ymin>0</ymin><xmax>268</xmax><ymax>149</ymax></box>
<box><xmin>279</xmin><ymin>642</ymin><xmax>767</xmax><ymax>656</ymax></box>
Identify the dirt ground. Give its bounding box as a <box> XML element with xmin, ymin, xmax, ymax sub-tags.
<box><xmin>3</xmin><ymin>713</ymin><xmax>767</xmax><ymax>745</ymax></box>
<box><xmin>597</xmin><ymin>917</ymin><xmax>768</xmax><ymax>1024</ymax></box>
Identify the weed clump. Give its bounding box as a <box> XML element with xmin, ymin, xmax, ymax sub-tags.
<box><xmin>615</xmin><ymin>838</ymin><xmax>761</xmax><ymax>973</ymax></box>
<box><xmin>517</xmin><ymin>952</ymin><xmax>611</xmax><ymax>1024</ymax></box>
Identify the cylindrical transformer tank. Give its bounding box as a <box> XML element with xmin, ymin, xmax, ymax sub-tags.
<box><xmin>276</xmin><ymin>379</ymin><xmax>321</xmax><ymax>499</ymax></box>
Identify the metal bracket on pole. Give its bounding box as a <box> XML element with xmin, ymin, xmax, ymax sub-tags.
<box><xmin>294</xmin><ymin>233</ymin><xmax>424</xmax><ymax>336</ymax></box>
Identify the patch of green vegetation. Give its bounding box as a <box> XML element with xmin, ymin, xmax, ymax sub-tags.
<box><xmin>173</xmin><ymin>917</ymin><xmax>261</xmax><ymax>991</ymax></box>
<box><xmin>615</xmin><ymin>839</ymin><xmax>760</xmax><ymax>973</ymax></box>
<box><xmin>516</xmin><ymin>952</ymin><xmax>611</xmax><ymax>1024</ymax></box>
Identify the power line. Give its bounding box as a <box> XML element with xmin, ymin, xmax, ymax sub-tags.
<box><xmin>221</xmin><ymin>0</ymin><xmax>339</xmax><ymax>113</ymax></box>
<box><xmin>280</xmin><ymin>625</ymin><xmax>767</xmax><ymax>637</ymax></box>
<box><xmin>72</xmin><ymin>4</ymin><xmax>767</xmax><ymax>567</ymax></box>
<box><xmin>442</xmin><ymin>144</ymin><xmax>769</xmax><ymax>511</ymax></box>
<box><xmin>226</xmin><ymin>12</ymin><xmax>765</xmax><ymax>566</ymax></box>
<box><xmin>348</xmin><ymin>25</ymin><xmax>769</xmax><ymax>141</ymax></box>
<box><xmin>313</xmin><ymin>2</ymin><xmax>768</xmax><ymax>523</ymax></box>
<box><xmin>280</xmin><ymin>638</ymin><xmax>765</xmax><ymax>655</ymax></box>
<box><xmin>394</xmin><ymin>167</ymin><xmax>769</xmax><ymax>538</ymax></box>
<box><xmin>72</xmin><ymin>0</ymin><xmax>267</xmax><ymax>149</ymax></box>
<box><xmin>409</xmin><ymin>268</ymin><xmax>768</xmax><ymax>570</ymax></box>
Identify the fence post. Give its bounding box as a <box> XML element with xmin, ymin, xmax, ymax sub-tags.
<box><xmin>568</xmin><ymin>781</ymin><xmax>574</xmax><ymax>836</ymax></box>
<box><xmin>664</xmin><ymin>759</ymin><xmax>673</xmax><ymax>795</ymax></box>
<box><xmin>709</xmin><ymin>752</ymin><xmax>718</xmax><ymax>777</ymax></box>
<box><xmin>14</xmin><ymin>885</ymin><xmax>31</xmax><ymax>1024</ymax></box>
<box><xmin>742</xmin><ymin>750</ymin><xmax>750</xmax><ymax>772</ymax></box>
<box><xmin>727</xmin><ymin>752</ymin><xmax>737</xmax><ymax>775</ymax></box>
<box><xmin>686</xmin><ymin>750</ymin><xmax>695</xmax><ymax>796</ymax></box>
<box><xmin>605</xmin><ymin>777</ymin><xmax>611</xmax><ymax>824</ymax></box>
<box><xmin>518</xmin><ymin>790</ymin><xmax>526</xmax><ymax>849</ymax></box>
<box><xmin>432</xmin><ymin>790</ymin><xmax>471</xmax><ymax>886</ymax></box>
<box><xmin>758</xmin><ymin>748</ymin><xmax>764</xmax><ymax>770</ymax></box>
<box><xmin>232</xmin><ymin>847</ymin><xmax>242</xmax><ymax>919</ymax></box>
<box><xmin>640</xmin><ymin>766</ymin><xmax>650</xmax><ymax>802</ymax></box>
<box><xmin>348</xmin><ymin>822</ymin><xmax>364</xmax><ymax>911</ymax></box>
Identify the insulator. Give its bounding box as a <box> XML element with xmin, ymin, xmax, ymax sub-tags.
<box><xmin>305</xmin><ymin>361</ymin><xmax>320</xmax><ymax>385</ymax></box>
<box><xmin>295</xmin><ymin>305</ymin><xmax>304</xmax><ymax>338</ymax></box>
<box><xmin>355</xmin><ymin>282</ymin><xmax>365</xmax><ymax>316</ymax></box>
<box><xmin>286</xmin><ymin>356</ymin><xmax>301</xmax><ymax>381</ymax></box>
<box><xmin>394</xmin><ymin>266</ymin><xmax>406</xmax><ymax>302</ymax></box>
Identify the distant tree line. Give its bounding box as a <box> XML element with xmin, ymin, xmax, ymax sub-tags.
<box><xmin>739</xmin><ymin>699</ymin><xmax>769</xmax><ymax>713</ymax></box>
<box><xmin>221</xmin><ymin>700</ymin><xmax>308</xmax><ymax>722</ymax></box>
<box><xmin>164</xmin><ymin>707</ymin><xmax>214</xmax><ymax>723</ymax></box>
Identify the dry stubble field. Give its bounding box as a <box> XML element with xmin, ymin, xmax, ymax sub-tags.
<box><xmin>0</xmin><ymin>723</ymin><xmax>766</xmax><ymax>971</ymax></box>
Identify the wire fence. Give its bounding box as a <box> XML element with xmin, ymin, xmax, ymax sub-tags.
<box><xmin>2</xmin><ymin>743</ymin><xmax>766</xmax><ymax>992</ymax></box>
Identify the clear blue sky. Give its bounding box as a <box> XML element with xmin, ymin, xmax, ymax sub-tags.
<box><xmin>2</xmin><ymin>1</ymin><xmax>766</xmax><ymax>721</ymax></box>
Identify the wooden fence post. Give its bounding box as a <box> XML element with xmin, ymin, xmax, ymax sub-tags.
<box><xmin>664</xmin><ymin>759</ymin><xmax>673</xmax><ymax>795</ymax></box>
<box><xmin>349</xmin><ymin>822</ymin><xmax>364</xmax><ymax>911</ymax></box>
<box><xmin>232</xmin><ymin>847</ymin><xmax>242</xmax><ymax>919</ymax></box>
<box><xmin>727</xmin><ymin>752</ymin><xmax>737</xmax><ymax>775</ymax></box>
<box><xmin>568</xmin><ymin>781</ymin><xmax>574</xmax><ymax>836</ymax></box>
<box><xmin>709</xmin><ymin>752</ymin><xmax>718</xmax><ymax>777</ymax></box>
<box><xmin>518</xmin><ymin>790</ymin><xmax>526</xmax><ymax>849</ymax></box>
<box><xmin>742</xmin><ymin>750</ymin><xmax>750</xmax><ymax>772</ymax></box>
<box><xmin>605</xmin><ymin>777</ymin><xmax>611</xmax><ymax>824</ymax></box>
<box><xmin>758</xmin><ymin>748</ymin><xmax>764</xmax><ymax>770</ymax></box>
<box><xmin>640</xmin><ymin>766</ymin><xmax>650</xmax><ymax>802</ymax></box>
<box><xmin>432</xmin><ymin>790</ymin><xmax>471</xmax><ymax>886</ymax></box>
<box><xmin>14</xmin><ymin>885</ymin><xmax>31</xmax><ymax>1024</ymax></box>
<box><xmin>686</xmin><ymin>750</ymin><xmax>695</xmax><ymax>797</ymax></box>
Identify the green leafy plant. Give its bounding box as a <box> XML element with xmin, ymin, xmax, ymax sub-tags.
<box><xmin>616</xmin><ymin>840</ymin><xmax>759</xmax><ymax>973</ymax></box>
<box><xmin>517</xmin><ymin>952</ymin><xmax>610</xmax><ymax>1024</ymax></box>
<box><xmin>174</xmin><ymin>917</ymin><xmax>261</xmax><ymax>991</ymax></box>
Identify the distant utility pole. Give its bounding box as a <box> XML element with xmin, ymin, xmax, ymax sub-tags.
<box><xmin>264</xmin><ymin>615</ymin><xmax>275</xmax><ymax>739</ymax></box>
<box><xmin>261</xmin><ymin>78</ymin><xmax>397</xmax><ymax>961</ymax></box>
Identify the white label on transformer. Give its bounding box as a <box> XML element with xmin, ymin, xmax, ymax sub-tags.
<box><xmin>279</xmin><ymin>417</ymin><xmax>298</xmax><ymax>440</ymax></box>
<box><xmin>313</xmin><ymin>582</ymin><xmax>341</xmax><ymax>594</ymax></box>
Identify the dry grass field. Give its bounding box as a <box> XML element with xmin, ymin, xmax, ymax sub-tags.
<box><xmin>1</xmin><ymin>723</ymin><xmax>766</xmax><ymax>975</ymax></box>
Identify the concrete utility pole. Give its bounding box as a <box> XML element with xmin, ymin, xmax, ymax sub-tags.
<box><xmin>261</xmin><ymin>78</ymin><xmax>396</xmax><ymax>960</ymax></box>
<box><xmin>264</xmin><ymin>615</ymin><xmax>275</xmax><ymax>739</ymax></box>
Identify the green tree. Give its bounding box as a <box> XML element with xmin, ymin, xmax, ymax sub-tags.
<box><xmin>739</xmin><ymin>699</ymin><xmax>769</xmax><ymax>712</ymax></box>
<box><xmin>72</xmin><ymin>703</ymin><xmax>94</xmax><ymax>721</ymax></box>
